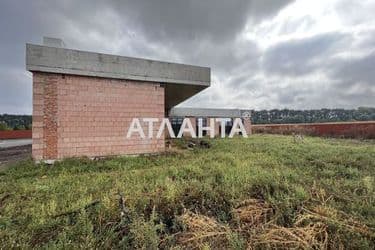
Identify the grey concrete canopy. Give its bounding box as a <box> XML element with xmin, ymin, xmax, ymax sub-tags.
<box><xmin>169</xmin><ymin>107</ymin><xmax>251</xmax><ymax>118</ymax></box>
<box><xmin>26</xmin><ymin>43</ymin><xmax>210</xmax><ymax>109</ymax></box>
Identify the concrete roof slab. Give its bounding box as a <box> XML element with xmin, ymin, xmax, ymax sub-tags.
<box><xmin>26</xmin><ymin>44</ymin><xmax>210</xmax><ymax>108</ymax></box>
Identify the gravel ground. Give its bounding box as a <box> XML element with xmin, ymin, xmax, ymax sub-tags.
<box><xmin>0</xmin><ymin>144</ymin><xmax>31</xmax><ymax>170</ymax></box>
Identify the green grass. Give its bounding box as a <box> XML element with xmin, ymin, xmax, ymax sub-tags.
<box><xmin>0</xmin><ymin>135</ymin><xmax>374</xmax><ymax>249</ymax></box>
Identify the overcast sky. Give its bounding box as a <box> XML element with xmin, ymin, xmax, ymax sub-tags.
<box><xmin>1</xmin><ymin>0</ymin><xmax>375</xmax><ymax>114</ymax></box>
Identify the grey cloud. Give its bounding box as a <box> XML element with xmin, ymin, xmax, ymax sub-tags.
<box><xmin>358</xmin><ymin>29</ymin><xmax>375</xmax><ymax>49</ymax></box>
<box><xmin>262</xmin><ymin>32</ymin><xmax>351</xmax><ymax>76</ymax></box>
<box><xmin>277</xmin><ymin>88</ymin><xmax>308</xmax><ymax>105</ymax></box>
<box><xmin>330</xmin><ymin>52</ymin><xmax>375</xmax><ymax>86</ymax></box>
<box><xmin>336</xmin><ymin>0</ymin><xmax>375</xmax><ymax>26</ymax></box>
<box><xmin>278</xmin><ymin>15</ymin><xmax>316</xmax><ymax>36</ymax></box>
<box><xmin>322</xmin><ymin>52</ymin><xmax>375</xmax><ymax>108</ymax></box>
<box><xmin>0</xmin><ymin>0</ymin><xmax>374</xmax><ymax>114</ymax></box>
<box><xmin>108</xmin><ymin>0</ymin><xmax>293</xmax><ymax>43</ymax></box>
<box><xmin>319</xmin><ymin>83</ymin><xmax>375</xmax><ymax>109</ymax></box>
<box><xmin>38</xmin><ymin>0</ymin><xmax>282</xmax><ymax>71</ymax></box>
<box><xmin>0</xmin><ymin>68</ymin><xmax>32</xmax><ymax>114</ymax></box>
<box><xmin>2</xmin><ymin>0</ymin><xmax>291</xmax><ymax>114</ymax></box>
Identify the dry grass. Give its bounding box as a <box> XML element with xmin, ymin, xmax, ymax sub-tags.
<box><xmin>235</xmin><ymin>199</ymin><xmax>329</xmax><ymax>249</ymax></box>
<box><xmin>175</xmin><ymin>210</ymin><xmax>231</xmax><ymax>249</ymax></box>
<box><xmin>232</xmin><ymin>199</ymin><xmax>274</xmax><ymax>228</ymax></box>
<box><xmin>171</xmin><ymin>199</ymin><xmax>373</xmax><ymax>250</ymax></box>
<box><xmin>248</xmin><ymin>204</ymin><xmax>374</xmax><ymax>250</ymax></box>
<box><xmin>252</xmin><ymin>223</ymin><xmax>328</xmax><ymax>249</ymax></box>
<box><xmin>298</xmin><ymin>206</ymin><xmax>375</xmax><ymax>239</ymax></box>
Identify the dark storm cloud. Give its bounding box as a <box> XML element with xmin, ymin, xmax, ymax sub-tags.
<box><xmin>0</xmin><ymin>0</ymin><xmax>292</xmax><ymax>114</ymax></box>
<box><xmin>84</xmin><ymin>0</ymin><xmax>294</xmax><ymax>45</ymax></box>
<box><xmin>0</xmin><ymin>0</ymin><xmax>374</xmax><ymax>113</ymax></box>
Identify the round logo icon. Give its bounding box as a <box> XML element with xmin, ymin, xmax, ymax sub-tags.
<box><xmin>241</xmin><ymin>111</ymin><xmax>251</xmax><ymax>120</ymax></box>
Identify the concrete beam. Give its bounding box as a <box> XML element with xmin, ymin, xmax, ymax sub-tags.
<box><xmin>26</xmin><ymin>44</ymin><xmax>210</xmax><ymax>87</ymax></box>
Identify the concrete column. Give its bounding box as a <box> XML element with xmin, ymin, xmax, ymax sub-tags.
<box><xmin>32</xmin><ymin>72</ymin><xmax>59</xmax><ymax>161</ymax></box>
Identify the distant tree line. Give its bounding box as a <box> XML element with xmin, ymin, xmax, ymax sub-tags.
<box><xmin>250</xmin><ymin>107</ymin><xmax>375</xmax><ymax>124</ymax></box>
<box><xmin>0</xmin><ymin>107</ymin><xmax>374</xmax><ymax>130</ymax></box>
<box><xmin>0</xmin><ymin>114</ymin><xmax>32</xmax><ymax>130</ymax></box>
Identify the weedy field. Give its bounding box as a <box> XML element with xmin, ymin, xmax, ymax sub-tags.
<box><xmin>0</xmin><ymin>135</ymin><xmax>374</xmax><ymax>249</ymax></box>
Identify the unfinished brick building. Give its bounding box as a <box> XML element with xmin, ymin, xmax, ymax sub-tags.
<box><xmin>26</xmin><ymin>39</ymin><xmax>251</xmax><ymax>161</ymax></box>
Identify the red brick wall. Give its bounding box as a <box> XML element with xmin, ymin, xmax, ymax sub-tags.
<box><xmin>252</xmin><ymin>121</ymin><xmax>375</xmax><ymax>139</ymax></box>
<box><xmin>32</xmin><ymin>72</ymin><xmax>165</xmax><ymax>160</ymax></box>
<box><xmin>0</xmin><ymin>130</ymin><xmax>32</xmax><ymax>139</ymax></box>
<box><xmin>243</xmin><ymin>118</ymin><xmax>252</xmax><ymax>135</ymax></box>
